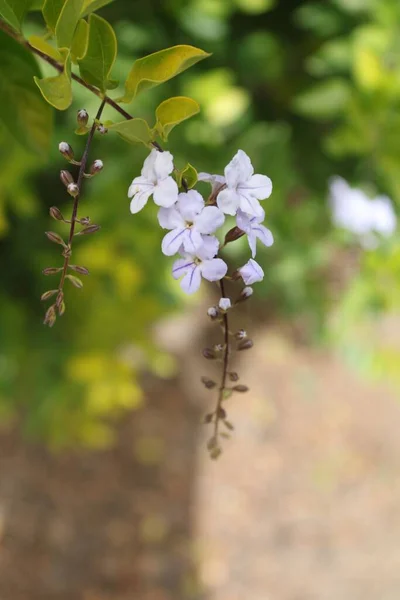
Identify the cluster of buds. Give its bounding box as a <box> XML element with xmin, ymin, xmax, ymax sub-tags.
<box><xmin>41</xmin><ymin>109</ymin><xmax>103</xmax><ymax>327</ymax></box>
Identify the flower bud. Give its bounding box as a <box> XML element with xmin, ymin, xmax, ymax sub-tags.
<box><xmin>49</xmin><ymin>206</ymin><xmax>64</xmax><ymax>221</ymax></box>
<box><xmin>202</xmin><ymin>348</ymin><xmax>216</xmax><ymax>360</ymax></box>
<box><xmin>203</xmin><ymin>413</ymin><xmax>213</xmax><ymax>424</ymax></box>
<box><xmin>233</xmin><ymin>384</ymin><xmax>249</xmax><ymax>393</ymax></box>
<box><xmin>79</xmin><ymin>216</ymin><xmax>91</xmax><ymax>226</ymax></box>
<box><xmin>58</xmin><ymin>300</ymin><xmax>66</xmax><ymax>316</ymax></box>
<box><xmin>40</xmin><ymin>289</ymin><xmax>58</xmax><ymax>301</ymax></box>
<box><xmin>237</xmin><ymin>339</ymin><xmax>253</xmax><ymax>351</ymax></box>
<box><xmin>42</xmin><ymin>267</ymin><xmax>62</xmax><ymax>275</ymax></box>
<box><xmin>58</xmin><ymin>141</ymin><xmax>74</xmax><ymax>161</ymax></box>
<box><xmin>77</xmin><ymin>109</ymin><xmax>89</xmax><ymax>127</ymax></box>
<box><xmin>235</xmin><ymin>329</ymin><xmax>247</xmax><ymax>340</ymax></box>
<box><xmin>214</xmin><ymin>343</ymin><xmax>224</xmax><ymax>353</ymax></box>
<box><xmin>201</xmin><ymin>376</ymin><xmax>216</xmax><ymax>389</ymax></box>
<box><xmin>60</xmin><ymin>170</ymin><xmax>74</xmax><ymax>187</ymax></box>
<box><xmin>66</xmin><ymin>274</ymin><xmax>83</xmax><ymax>289</ymax></box>
<box><xmin>45</xmin><ymin>231</ymin><xmax>66</xmax><ymax>246</ymax></box>
<box><xmin>236</xmin><ymin>286</ymin><xmax>253</xmax><ymax>303</ymax></box>
<box><xmin>207</xmin><ymin>306</ymin><xmax>219</xmax><ymax>320</ymax></box>
<box><xmin>217</xmin><ymin>407</ymin><xmax>226</xmax><ymax>419</ymax></box>
<box><xmin>56</xmin><ymin>291</ymin><xmax>64</xmax><ymax>309</ymax></box>
<box><xmin>67</xmin><ymin>183</ymin><xmax>79</xmax><ymax>197</ymax></box>
<box><xmin>210</xmin><ymin>447</ymin><xmax>222</xmax><ymax>460</ymax></box>
<box><xmin>218</xmin><ymin>297</ymin><xmax>231</xmax><ymax>311</ymax></box>
<box><xmin>69</xmin><ymin>265</ymin><xmax>89</xmax><ymax>275</ymax></box>
<box><xmin>90</xmin><ymin>159</ymin><xmax>103</xmax><ymax>175</ymax></box>
<box><xmin>76</xmin><ymin>224</ymin><xmax>101</xmax><ymax>235</ymax></box>
<box><xmin>97</xmin><ymin>124</ymin><xmax>108</xmax><ymax>135</ymax></box>
<box><xmin>43</xmin><ymin>304</ymin><xmax>56</xmax><ymax>327</ymax></box>
<box><xmin>229</xmin><ymin>372</ymin><xmax>239</xmax><ymax>382</ymax></box>
<box><xmin>224</xmin><ymin>226</ymin><xmax>245</xmax><ymax>245</ymax></box>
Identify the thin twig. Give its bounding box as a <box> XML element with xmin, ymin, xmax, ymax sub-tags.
<box><xmin>214</xmin><ymin>278</ymin><xmax>230</xmax><ymax>439</ymax></box>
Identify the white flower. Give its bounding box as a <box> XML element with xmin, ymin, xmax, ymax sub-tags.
<box><xmin>218</xmin><ymin>297</ymin><xmax>231</xmax><ymax>311</ymax></box>
<box><xmin>236</xmin><ymin>209</ymin><xmax>274</xmax><ymax>257</ymax></box>
<box><xmin>158</xmin><ymin>190</ymin><xmax>225</xmax><ymax>256</ymax></box>
<box><xmin>172</xmin><ymin>236</ymin><xmax>228</xmax><ymax>295</ymax></box>
<box><xmin>329</xmin><ymin>176</ymin><xmax>397</xmax><ymax>247</ymax></box>
<box><xmin>128</xmin><ymin>149</ymin><xmax>179</xmax><ymax>214</ymax></box>
<box><xmin>238</xmin><ymin>258</ymin><xmax>264</xmax><ymax>285</ymax></box>
<box><xmin>216</xmin><ymin>150</ymin><xmax>272</xmax><ymax>217</ymax></box>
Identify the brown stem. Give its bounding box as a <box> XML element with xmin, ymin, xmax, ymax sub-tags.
<box><xmin>214</xmin><ymin>278</ymin><xmax>230</xmax><ymax>439</ymax></box>
<box><xmin>57</xmin><ymin>97</ymin><xmax>106</xmax><ymax>295</ymax></box>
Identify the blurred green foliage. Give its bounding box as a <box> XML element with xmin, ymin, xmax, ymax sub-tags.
<box><xmin>0</xmin><ymin>0</ymin><xmax>400</xmax><ymax>445</ymax></box>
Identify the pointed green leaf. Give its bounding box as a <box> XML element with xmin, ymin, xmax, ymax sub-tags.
<box><xmin>34</xmin><ymin>51</ymin><xmax>72</xmax><ymax>110</ymax></box>
<box><xmin>55</xmin><ymin>0</ymin><xmax>84</xmax><ymax>49</ymax></box>
<box><xmin>155</xmin><ymin>96</ymin><xmax>200</xmax><ymax>140</ymax></box>
<box><xmin>0</xmin><ymin>0</ymin><xmax>33</xmax><ymax>31</ymax></box>
<box><xmin>118</xmin><ymin>45</ymin><xmax>211</xmax><ymax>103</ymax></box>
<box><xmin>180</xmin><ymin>164</ymin><xmax>198</xmax><ymax>189</ymax></box>
<box><xmin>70</xmin><ymin>18</ymin><xmax>89</xmax><ymax>62</ymax></box>
<box><xmin>42</xmin><ymin>0</ymin><xmax>66</xmax><ymax>32</ymax></box>
<box><xmin>108</xmin><ymin>118</ymin><xmax>152</xmax><ymax>146</ymax></box>
<box><xmin>29</xmin><ymin>34</ymin><xmax>62</xmax><ymax>61</ymax></box>
<box><xmin>78</xmin><ymin>13</ymin><xmax>117</xmax><ymax>92</ymax></box>
<box><xmin>0</xmin><ymin>31</ymin><xmax>52</xmax><ymax>155</ymax></box>
<box><xmin>81</xmin><ymin>0</ymin><xmax>114</xmax><ymax>17</ymax></box>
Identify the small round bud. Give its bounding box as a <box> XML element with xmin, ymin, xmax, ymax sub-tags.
<box><xmin>237</xmin><ymin>339</ymin><xmax>253</xmax><ymax>351</ymax></box>
<box><xmin>201</xmin><ymin>376</ymin><xmax>216</xmax><ymax>389</ymax></box>
<box><xmin>229</xmin><ymin>372</ymin><xmax>239</xmax><ymax>382</ymax></box>
<box><xmin>202</xmin><ymin>348</ymin><xmax>216</xmax><ymax>360</ymax></box>
<box><xmin>207</xmin><ymin>306</ymin><xmax>219</xmax><ymax>320</ymax></box>
<box><xmin>79</xmin><ymin>216</ymin><xmax>91</xmax><ymax>226</ymax></box>
<box><xmin>214</xmin><ymin>344</ymin><xmax>224</xmax><ymax>353</ymax></box>
<box><xmin>77</xmin><ymin>109</ymin><xmax>89</xmax><ymax>127</ymax></box>
<box><xmin>218</xmin><ymin>297</ymin><xmax>231</xmax><ymax>311</ymax></box>
<box><xmin>242</xmin><ymin>286</ymin><xmax>253</xmax><ymax>299</ymax></box>
<box><xmin>60</xmin><ymin>170</ymin><xmax>74</xmax><ymax>187</ymax></box>
<box><xmin>233</xmin><ymin>384</ymin><xmax>249</xmax><ymax>393</ymax></box>
<box><xmin>67</xmin><ymin>183</ymin><xmax>79</xmax><ymax>197</ymax></box>
<box><xmin>217</xmin><ymin>407</ymin><xmax>226</xmax><ymax>419</ymax></box>
<box><xmin>58</xmin><ymin>141</ymin><xmax>74</xmax><ymax>161</ymax></box>
<box><xmin>97</xmin><ymin>124</ymin><xmax>108</xmax><ymax>135</ymax></box>
<box><xmin>90</xmin><ymin>159</ymin><xmax>103</xmax><ymax>175</ymax></box>
<box><xmin>49</xmin><ymin>206</ymin><xmax>64</xmax><ymax>221</ymax></box>
<box><xmin>235</xmin><ymin>329</ymin><xmax>247</xmax><ymax>340</ymax></box>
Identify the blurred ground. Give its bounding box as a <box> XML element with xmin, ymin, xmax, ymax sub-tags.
<box><xmin>1</xmin><ymin>313</ymin><xmax>400</xmax><ymax>600</ymax></box>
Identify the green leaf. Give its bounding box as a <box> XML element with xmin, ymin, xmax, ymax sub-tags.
<box><xmin>55</xmin><ymin>0</ymin><xmax>84</xmax><ymax>49</ymax></box>
<box><xmin>118</xmin><ymin>45</ymin><xmax>211</xmax><ymax>103</ymax></box>
<box><xmin>81</xmin><ymin>0</ymin><xmax>114</xmax><ymax>17</ymax></box>
<box><xmin>108</xmin><ymin>118</ymin><xmax>152</xmax><ymax>146</ymax></box>
<box><xmin>0</xmin><ymin>0</ymin><xmax>32</xmax><ymax>31</ymax></box>
<box><xmin>42</xmin><ymin>0</ymin><xmax>65</xmax><ymax>32</ymax></box>
<box><xmin>28</xmin><ymin>34</ymin><xmax>63</xmax><ymax>61</ymax></box>
<box><xmin>78</xmin><ymin>13</ymin><xmax>117</xmax><ymax>92</ymax></box>
<box><xmin>155</xmin><ymin>96</ymin><xmax>200</xmax><ymax>140</ymax></box>
<box><xmin>0</xmin><ymin>31</ymin><xmax>52</xmax><ymax>155</ymax></box>
<box><xmin>34</xmin><ymin>50</ymin><xmax>72</xmax><ymax>110</ymax></box>
<box><xmin>70</xmin><ymin>18</ymin><xmax>89</xmax><ymax>62</ymax></box>
<box><xmin>179</xmin><ymin>164</ymin><xmax>198</xmax><ymax>189</ymax></box>
<box><xmin>292</xmin><ymin>78</ymin><xmax>351</xmax><ymax>120</ymax></box>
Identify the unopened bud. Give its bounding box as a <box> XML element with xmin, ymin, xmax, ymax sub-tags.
<box><xmin>76</xmin><ymin>224</ymin><xmax>101</xmax><ymax>235</ymax></box>
<box><xmin>224</xmin><ymin>226</ymin><xmax>245</xmax><ymax>245</ymax></box>
<box><xmin>202</xmin><ymin>348</ymin><xmax>216</xmax><ymax>360</ymax></box>
<box><xmin>217</xmin><ymin>407</ymin><xmax>226</xmax><ymax>419</ymax></box>
<box><xmin>49</xmin><ymin>206</ymin><xmax>64</xmax><ymax>221</ymax></box>
<box><xmin>203</xmin><ymin>413</ymin><xmax>214</xmax><ymax>424</ymax></box>
<box><xmin>77</xmin><ymin>109</ymin><xmax>89</xmax><ymax>127</ymax></box>
<box><xmin>58</xmin><ymin>141</ymin><xmax>74</xmax><ymax>161</ymax></box>
<box><xmin>42</xmin><ymin>266</ymin><xmax>62</xmax><ymax>275</ymax></box>
<box><xmin>235</xmin><ymin>329</ymin><xmax>247</xmax><ymax>340</ymax></box>
<box><xmin>79</xmin><ymin>216</ymin><xmax>91</xmax><ymax>226</ymax></box>
<box><xmin>218</xmin><ymin>297</ymin><xmax>231</xmax><ymax>311</ymax></box>
<box><xmin>56</xmin><ymin>291</ymin><xmax>64</xmax><ymax>309</ymax></box>
<box><xmin>237</xmin><ymin>286</ymin><xmax>253</xmax><ymax>302</ymax></box>
<box><xmin>233</xmin><ymin>384</ymin><xmax>249</xmax><ymax>393</ymax></box>
<box><xmin>214</xmin><ymin>343</ymin><xmax>224</xmax><ymax>353</ymax></box>
<box><xmin>229</xmin><ymin>372</ymin><xmax>239</xmax><ymax>382</ymax></box>
<box><xmin>66</xmin><ymin>274</ymin><xmax>83</xmax><ymax>289</ymax></box>
<box><xmin>60</xmin><ymin>169</ymin><xmax>74</xmax><ymax>187</ymax></box>
<box><xmin>45</xmin><ymin>231</ymin><xmax>66</xmax><ymax>246</ymax></box>
<box><xmin>97</xmin><ymin>124</ymin><xmax>108</xmax><ymax>135</ymax></box>
<box><xmin>58</xmin><ymin>300</ymin><xmax>66</xmax><ymax>316</ymax></box>
<box><xmin>43</xmin><ymin>304</ymin><xmax>56</xmax><ymax>327</ymax></box>
<box><xmin>210</xmin><ymin>447</ymin><xmax>222</xmax><ymax>460</ymax></box>
<box><xmin>69</xmin><ymin>265</ymin><xmax>89</xmax><ymax>275</ymax></box>
<box><xmin>237</xmin><ymin>338</ymin><xmax>253</xmax><ymax>351</ymax></box>
<box><xmin>67</xmin><ymin>183</ymin><xmax>79</xmax><ymax>197</ymax></box>
<box><xmin>201</xmin><ymin>376</ymin><xmax>216</xmax><ymax>389</ymax></box>
<box><xmin>90</xmin><ymin>159</ymin><xmax>103</xmax><ymax>175</ymax></box>
<box><xmin>207</xmin><ymin>306</ymin><xmax>219</xmax><ymax>319</ymax></box>
<box><xmin>41</xmin><ymin>289</ymin><xmax>58</xmax><ymax>301</ymax></box>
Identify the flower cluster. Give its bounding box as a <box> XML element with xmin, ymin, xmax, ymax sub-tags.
<box><xmin>128</xmin><ymin>148</ymin><xmax>274</xmax><ymax>457</ymax></box>
<box><xmin>329</xmin><ymin>176</ymin><xmax>397</xmax><ymax>248</ymax></box>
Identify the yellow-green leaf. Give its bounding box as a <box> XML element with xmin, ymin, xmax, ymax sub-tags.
<box><xmin>55</xmin><ymin>0</ymin><xmax>84</xmax><ymax>49</ymax></box>
<box><xmin>108</xmin><ymin>118</ymin><xmax>152</xmax><ymax>146</ymax></box>
<box><xmin>34</xmin><ymin>51</ymin><xmax>72</xmax><ymax>110</ymax></box>
<box><xmin>180</xmin><ymin>164</ymin><xmax>198</xmax><ymax>189</ymax></box>
<box><xmin>70</xmin><ymin>18</ymin><xmax>89</xmax><ymax>62</ymax></box>
<box><xmin>0</xmin><ymin>0</ymin><xmax>32</xmax><ymax>31</ymax></box>
<box><xmin>81</xmin><ymin>0</ymin><xmax>114</xmax><ymax>17</ymax></box>
<box><xmin>78</xmin><ymin>13</ymin><xmax>117</xmax><ymax>92</ymax></box>
<box><xmin>42</xmin><ymin>0</ymin><xmax>65</xmax><ymax>32</ymax></box>
<box><xmin>0</xmin><ymin>30</ymin><xmax>52</xmax><ymax>155</ymax></box>
<box><xmin>118</xmin><ymin>45</ymin><xmax>211</xmax><ymax>103</ymax></box>
<box><xmin>155</xmin><ymin>96</ymin><xmax>200</xmax><ymax>140</ymax></box>
<box><xmin>29</xmin><ymin>34</ymin><xmax>62</xmax><ymax>61</ymax></box>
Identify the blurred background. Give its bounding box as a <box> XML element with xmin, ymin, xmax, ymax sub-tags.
<box><xmin>1</xmin><ymin>0</ymin><xmax>400</xmax><ymax>598</ymax></box>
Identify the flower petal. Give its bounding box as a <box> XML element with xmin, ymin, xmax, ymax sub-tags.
<box><xmin>141</xmin><ymin>149</ymin><xmax>158</xmax><ymax>181</ymax></box>
<box><xmin>247</xmin><ymin>231</ymin><xmax>257</xmax><ymax>258</ymax></box>
<box><xmin>183</xmin><ymin>228</ymin><xmax>203</xmax><ymax>254</ymax></box>
<box><xmin>153</xmin><ymin>150</ymin><xmax>174</xmax><ymax>180</ymax></box>
<box><xmin>157</xmin><ymin>206</ymin><xmax>184</xmax><ymax>229</ymax></box>
<box><xmin>217</xmin><ymin>188</ymin><xmax>240</xmax><ymax>216</ymax></box>
<box><xmin>254</xmin><ymin>224</ymin><xmax>274</xmax><ymax>248</ymax></box>
<box><xmin>177</xmin><ymin>190</ymin><xmax>204</xmax><ymax>222</ymax></box>
<box><xmin>180</xmin><ymin>265</ymin><xmax>202</xmax><ymax>294</ymax></box>
<box><xmin>196</xmin><ymin>235</ymin><xmax>219</xmax><ymax>260</ymax></box>
<box><xmin>129</xmin><ymin>187</ymin><xmax>154</xmax><ymax>214</ymax></box>
<box><xmin>238</xmin><ymin>193</ymin><xmax>264</xmax><ymax>218</ymax></box>
<box><xmin>198</xmin><ymin>172</ymin><xmax>226</xmax><ymax>194</ymax></box>
<box><xmin>200</xmin><ymin>258</ymin><xmax>228</xmax><ymax>282</ymax></box>
<box><xmin>172</xmin><ymin>257</ymin><xmax>195</xmax><ymax>279</ymax></box>
<box><xmin>224</xmin><ymin>150</ymin><xmax>254</xmax><ymax>188</ymax></box>
<box><xmin>153</xmin><ymin>176</ymin><xmax>179</xmax><ymax>208</ymax></box>
<box><xmin>128</xmin><ymin>176</ymin><xmax>153</xmax><ymax>198</ymax></box>
<box><xmin>239</xmin><ymin>174</ymin><xmax>272</xmax><ymax>200</ymax></box>
<box><xmin>194</xmin><ymin>206</ymin><xmax>225</xmax><ymax>234</ymax></box>
<box><xmin>236</xmin><ymin>209</ymin><xmax>252</xmax><ymax>233</ymax></box>
<box><xmin>161</xmin><ymin>228</ymin><xmax>186</xmax><ymax>256</ymax></box>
